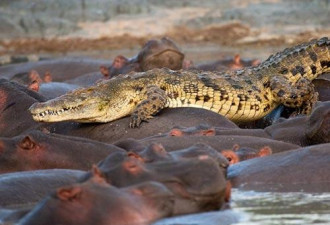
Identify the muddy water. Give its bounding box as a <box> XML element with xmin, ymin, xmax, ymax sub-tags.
<box><xmin>232</xmin><ymin>190</ymin><xmax>330</xmax><ymax>225</ymax></box>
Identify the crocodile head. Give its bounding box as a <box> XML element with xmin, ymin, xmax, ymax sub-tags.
<box><xmin>29</xmin><ymin>79</ymin><xmax>137</xmax><ymax>123</ymax></box>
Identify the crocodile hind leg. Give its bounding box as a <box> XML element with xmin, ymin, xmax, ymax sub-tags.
<box><xmin>270</xmin><ymin>76</ymin><xmax>318</xmax><ymax>115</ymax></box>
<box><xmin>129</xmin><ymin>85</ymin><xmax>167</xmax><ymax>128</ymax></box>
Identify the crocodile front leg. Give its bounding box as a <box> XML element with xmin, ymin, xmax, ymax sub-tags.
<box><xmin>270</xmin><ymin>76</ymin><xmax>318</xmax><ymax>115</ymax></box>
<box><xmin>129</xmin><ymin>85</ymin><xmax>167</xmax><ymax>128</ymax></box>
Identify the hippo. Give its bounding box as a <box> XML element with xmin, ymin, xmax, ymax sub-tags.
<box><xmin>136</xmin><ymin>37</ymin><xmax>185</xmax><ymax>71</ymax></box>
<box><xmin>0</xmin><ymin>169</ymin><xmax>85</xmax><ymax>209</ymax></box>
<box><xmin>100</xmin><ymin>55</ymin><xmax>141</xmax><ymax>78</ymax></box>
<box><xmin>264</xmin><ymin>101</ymin><xmax>330</xmax><ymax>146</ymax></box>
<box><xmin>80</xmin><ymin>145</ymin><xmax>229</xmax><ymax>215</ymax></box>
<box><xmin>0</xmin><ymin>130</ymin><xmax>125</xmax><ymax>172</ymax></box>
<box><xmin>220</xmin><ymin>144</ymin><xmax>272</xmax><ymax>165</ymax></box>
<box><xmin>10</xmin><ymin>70</ymin><xmax>43</xmax><ymax>86</ymax></box>
<box><xmin>228</xmin><ymin>143</ymin><xmax>330</xmax><ymax>192</ymax></box>
<box><xmin>0</xmin><ymin>57</ymin><xmax>110</xmax><ymax>81</ymax></box>
<box><xmin>0</xmin><ymin>79</ymin><xmax>82</xmax><ymax>137</ymax></box>
<box><xmin>9</xmin><ymin>70</ymin><xmax>80</xmax><ymax>100</ymax></box>
<box><xmin>0</xmin><ymin>207</ymin><xmax>31</xmax><ymax>225</ymax></box>
<box><xmin>140</xmin><ymin>135</ymin><xmax>300</xmax><ymax>154</ymax></box>
<box><xmin>17</xmin><ymin>170</ymin><xmax>174</xmax><ymax>225</ymax></box>
<box><xmin>65</xmin><ymin>71</ymin><xmax>104</xmax><ymax>87</ymax></box>
<box><xmin>313</xmin><ymin>73</ymin><xmax>330</xmax><ymax>101</ymax></box>
<box><xmin>37</xmin><ymin>82</ymin><xmax>81</xmax><ymax>100</ymax></box>
<box><xmin>0</xmin><ymin>79</ymin><xmax>45</xmax><ymax>137</ymax></box>
<box><xmin>99</xmin><ymin>37</ymin><xmax>185</xmax><ymax>79</ymax></box>
<box><xmin>155</xmin><ymin>101</ymin><xmax>329</xmax><ymax>147</ymax></box>
<box><xmin>144</xmin><ymin>124</ymin><xmax>268</xmax><ymax>139</ymax></box>
<box><xmin>61</xmin><ymin>107</ymin><xmax>238</xmax><ymax>144</ymax></box>
<box><xmin>123</xmin><ymin>142</ymin><xmax>230</xmax><ymax>174</ymax></box>
<box><xmin>195</xmin><ymin>54</ymin><xmax>260</xmax><ymax>71</ymax></box>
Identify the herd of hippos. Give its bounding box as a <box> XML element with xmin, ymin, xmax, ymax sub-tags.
<box><xmin>0</xmin><ymin>37</ymin><xmax>329</xmax><ymax>225</ymax></box>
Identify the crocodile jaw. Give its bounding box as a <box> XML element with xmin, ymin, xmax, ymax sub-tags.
<box><xmin>29</xmin><ymin>99</ymin><xmax>109</xmax><ymax>123</ymax></box>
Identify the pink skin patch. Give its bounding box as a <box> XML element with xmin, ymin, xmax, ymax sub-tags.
<box><xmin>0</xmin><ymin>90</ymin><xmax>8</xmax><ymax>131</ymax></box>
<box><xmin>0</xmin><ymin>141</ymin><xmax>4</xmax><ymax>154</ymax></box>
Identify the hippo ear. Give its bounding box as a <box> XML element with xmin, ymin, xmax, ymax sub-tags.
<box><xmin>258</xmin><ymin>146</ymin><xmax>272</xmax><ymax>157</ymax></box>
<box><xmin>91</xmin><ymin>165</ymin><xmax>108</xmax><ymax>184</ymax></box>
<box><xmin>232</xmin><ymin>144</ymin><xmax>240</xmax><ymax>151</ymax></box>
<box><xmin>234</xmin><ymin>54</ymin><xmax>241</xmax><ymax>64</ymax></box>
<box><xmin>28</xmin><ymin>80</ymin><xmax>40</xmax><ymax>92</ymax></box>
<box><xmin>18</xmin><ymin>135</ymin><xmax>37</xmax><ymax>150</ymax></box>
<box><xmin>57</xmin><ymin>186</ymin><xmax>82</xmax><ymax>201</ymax></box>
<box><xmin>43</xmin><ymin>71</ymin><xmax>53</xmax><ymax>83</ymax></box>
<box><xmin>28</xmin><ymin>70</ymin><xmax>41</xmax><ymax>82</ymax></box>
<box><xmin>221</xmin><ymin>150</ymin><xmax>239</xmax><ymax>165</ymax></box>
<box><xmin>99</xmin><ymin>65</ymin><xmax>109</xmax><ymax>77</ymax></box>
<box><xmin>252</xmin><ymin>59</ymin><xmax>261</xmax><ymax>66</ymax></box>
<box><xmin>169</xmin><ymin>128</ymin><xmax>183</xmax><ymax>136</ymax></box>
<box><xmin>201</xmin><ymin>128</ymin><xmax>216</xmax><ymax>136</ymax></box>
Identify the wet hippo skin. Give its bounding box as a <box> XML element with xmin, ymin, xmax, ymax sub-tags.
<box><xmin>0</xmin><ymin>169</ymin><xmax>85</xmax><ymax>209</ymax></box>
<box><xmin>61</xmin><ymin>107</ymin><xmax>238</xmax><ymax>143</ymax></box>
<box><xmin>80</xmin><ymin>144</ymin><xmax>229</xmax><ymax>215</ymax></box>
<box><xmin>0</xmin><ymin>130</ymin><xmax>125</xmax><ymax>172</ymax></box>
<box><xmin>0</xmin><ymin>57</ymin><xmax>110</xmax><ymax>81</ymax></box>
<box><xmin>228</xmin><ymin>143</ymin><xmax>330</xmax><ymax>192</ymax></box>
<box><xmin>17</xmin><ymin>172</ymin><xmax>174</xmax><ymax>225</ymax></box>
<box><xmin>140</xmin><ymin>135</ymin><xmax>300</xmax><ymax>154</ymax></box>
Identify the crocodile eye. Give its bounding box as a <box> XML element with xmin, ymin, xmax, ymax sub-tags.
<box><xmin>18</xmin><ymin>136</ymin><xmax>36</xmax><ymax>150</ymax></box>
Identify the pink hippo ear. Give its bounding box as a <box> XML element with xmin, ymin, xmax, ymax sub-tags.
<box><xmin>220</xmin><ymin>150</ymin><xmax>239</xmax><ymax>165</ymax></box>
<box><xmin>232</xmin><ymin>144</ymin><xmax>240</xmax><ymax>151</ymax></box>
<box><xmin>18</xmin><ymin>135</ymin><xmax>37</xmax><ymax>150</ymax></box>
<box><xmin>43</xmin><ymin>71</ymin><xmax>53</xmax><ymax>83</ymax></box>
<box><xmin>28</xmin><ymin>70</ymin><xmax>42</xmax><ymax>83</ymax></box>
<box><xmin>252</xmin><ymin>59</ymin><xmax>261</xmax><ymax>66</ymax></box>
<box><xmin>234</xmin><ymin>54</ymin><xmax>241</xmax><ymax>65</ymax></box>
<box><xmin>169</xmin><ymin>128</ymin><xmax>183</xmax><ymax>137</ymax></box>
<box><xmin>91</xmin><ymin>165</ymin><xmax>108</xmax><ymax>185</ymax></box>
<box><xmin>258</xmin><ymin>146</ymin><xmax>272</xmax><ymax>157</ymax></box>
<box><xmin>99</xmin><ymin>65</ymin><xmax>110</xmax><ymax>78</ymax></box>
<box><xmin>57</xmin><ymin>186</ymin><xmax>82</xmax><ymax>201</ymax></box>
<box><xmin>28</xmin><ymin>80</ymin><xmax>40</xmax><ymax>92</ymax></box>
<box><xmin>201</xmin><ymin>128</ymin><xmax>216</xmax><ymax>136</ymax></box>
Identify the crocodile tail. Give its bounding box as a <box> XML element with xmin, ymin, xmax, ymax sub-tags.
<box><xmin>258</xmin><ymin>37</ymin><xmax>330</xmax><ymax>82</ymax></box>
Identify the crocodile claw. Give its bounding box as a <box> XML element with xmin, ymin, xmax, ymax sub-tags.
<box><xmin>129</xmin><ymin>114</ymin><xmax>142</xmax><ymax>128</ymax></box>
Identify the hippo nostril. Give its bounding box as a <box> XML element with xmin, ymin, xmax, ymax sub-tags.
<box><xmin>18</xmin><ymin>136</ymin><xmax>36</xmax><ymax>150</ymax></box>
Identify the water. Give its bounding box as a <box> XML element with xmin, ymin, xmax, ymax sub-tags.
<box><xmin>232</xmin><ymin>189</ymin><xmax>330</xmax><ymax>225</ymax></box>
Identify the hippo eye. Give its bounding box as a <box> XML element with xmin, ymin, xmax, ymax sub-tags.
<box><xmin>18</xmin><ymin>136</ymin><xmax>36</xmax><ymax>150</ymax></box>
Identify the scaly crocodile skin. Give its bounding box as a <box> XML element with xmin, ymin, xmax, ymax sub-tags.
<box><xmin>29</xmin><ymin>37</ymin><xmax>330</xmax><ymax>127</ymax></box>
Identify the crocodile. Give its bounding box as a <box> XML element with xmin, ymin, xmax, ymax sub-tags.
<box><xmin>29</xmin><ymin>37</ymin><xmax>330</xmax><ymax>128</ymax></box>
